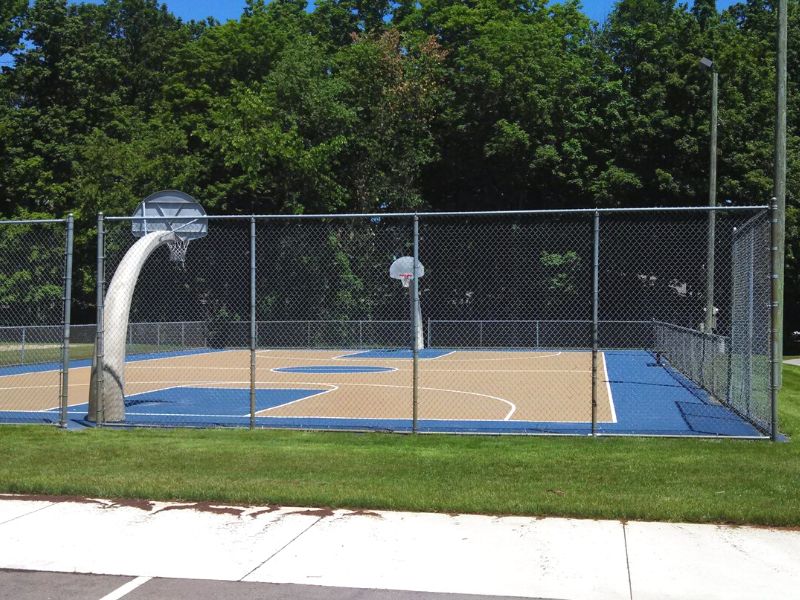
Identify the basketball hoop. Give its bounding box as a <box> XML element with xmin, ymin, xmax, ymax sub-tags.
<box><xmin>132</xmin><ymin>190</ymin><xmax>208</xmax><ymax>270</ymax></box>
<box><xmin>167</xmin><ymin>236</ymin><xmax>190</xmax><ymax>268</ymax></box>
<box><xmin>390</xmin><ymin>257</ymin><xmax>424</xmax><ymax>289</ymax></box>
<box><xmin>389</xmin><ymin>256</ymin><xmax>426</xmax><ymax>351</ymax></box>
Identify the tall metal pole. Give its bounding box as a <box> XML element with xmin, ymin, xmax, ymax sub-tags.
<box><xmin>95</xmin><ymin>213</ymin><xmax>105</xmax><ymax>425</ymax></box>
<box><xmin>59</xmin><ymin>214</ymin><xmax>74</xmax><ymax>428</ymax></box>
<box><xmin>774</xmin><ymin>0</ymin><xmax>787</xmax><ymax>379</ymax></box>
<box><xmin>705</xmin><ymin>69</ymin><xmax>718</xmax><ymax>333</ymax></box>
<box><xmin>412</xmin><ymin>215</ymin><xmax>420</xmax><ymax>433</ymax></box>
<box><xmin>770</xmin><ymin>198</ymin><xmax>780</xmax><ymax>441</ymax></box>
<box><xmin>591</xmin><ymin>212</ymin><xmax>600</xmax><ymax>436</ymax></box>
<box><xmin>250</xmin><ymin>217</ymin><xmax>257</xmax><ymax>431</ymax></box>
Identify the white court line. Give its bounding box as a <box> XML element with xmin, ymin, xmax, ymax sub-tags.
<box><xmin>256</xmin><ymin>415</ymin><xmax>606</xmax><ymax>424</ymax></box>
<box><xmin>257</xmin><ymin>350</ymin><xmax>564</xmax><ymax>363</ymax></box>
<box><xmin>142</xmin><ymin>379</ymin><xmax>517</xmax><ymax>421</ymax></box>
<box><xmin>395</xmin><ymin>368</ymin><xmax>588</xmax><ymax>373</ymax></box>
<box><xmin>120</xmin><ymin>349</ymin><xmax>241</xmax><ymax>365</ymax></box>
<box><xmin>13</xmin><ymin>378</ymin><xmax>517</xmax><ymax>421</ymax></box>
<box><xmin>39</xmin><ymin>385</ymin><xmax>337</xmax><ymax>418</ymax></box>
<box><xmin>256</xmin><ymin>380</ymin><xmax>517</xmax><ymax>421</ymax></box>
<box><xmin>0</xmin><ymin>348</ymin><xmax>241</xmax><ymax>380</ymax></box>
<box><xmin>602</xmin><ymin>352</ymin><xmax>617</xmax><ymax>423</ymax></box>
<box><xmin>0</xmin><ymin>367</ymin><xmax>589</xmax><ymax>392</ymax></box>
<box><xmin>98</xmin><ymin>576</ymin><xmax>151</xmax><ymax>600</ymax></box>
<box><xmin>39</xmin><ymin>385</ymin><xmax>186</xmax><ymax>412</ymax></box>
<box><xmin>330</xmin><ymin>350</ymin><xmax>456</xmax><ymax>361</ymax></box>
<box><xmin>127</xmin><ymin>365</ymin><xmax>250</xmax><ymax>370</ymax></box>
<box><xmin>12</xmin><ymin>380</ymin><xmax>631</xmax><ymax>424</ymax></box>
<box><xmin>126</xmin><ymin>365</ymin><xmax>583</xmax><ymax>374</ymax></box>
<box><xmin>253</xmin><ymin>385</ymin><xmax>338</xmax><ymax>416</ymax></box>
<box><xmin>209</xmin><ymin>385</ymin><xmax>340</xmax><ymax>417</ymax></box>
<box><xmin>0</xmin><ymin>384</ymin><xmax>71</xmax><ymax>391</ymax></box>
<box><xmin>269</xmin><ymin>367</ymin><xmax>398</xmax><ymax>374</ymax></box>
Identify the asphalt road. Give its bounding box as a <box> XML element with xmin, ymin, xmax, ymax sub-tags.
<box><xmin>0</xmin><ymin>570</ymin><xmax>548</xmax><ymax>600</ymax></box>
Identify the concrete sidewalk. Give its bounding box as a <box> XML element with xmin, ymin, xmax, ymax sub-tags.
<box><xmin>1</xmin><ymin>495</ymin><xmax>798</xmax><ymax>600</ymax></box>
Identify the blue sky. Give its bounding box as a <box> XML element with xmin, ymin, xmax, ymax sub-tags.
<box><xmin>137</xmin><ymin>0</ymin><xmax>739</xmax><ymax>26</ymax></box>
<box><xmin>0</xmin><ymin>0</ymin><xmax>744</xmax><ymax>66</ymax></box>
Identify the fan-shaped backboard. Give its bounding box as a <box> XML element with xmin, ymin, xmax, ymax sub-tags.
<box><xmin>131</xmin><ymin>190</ymin><xmax>208</xmax><ymax>240</ymax></box>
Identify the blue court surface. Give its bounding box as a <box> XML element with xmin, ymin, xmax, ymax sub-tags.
<box><xmin>0</xmin><ymin>348</ymin><xmax>765</xmax><ymax>436</ymax></box>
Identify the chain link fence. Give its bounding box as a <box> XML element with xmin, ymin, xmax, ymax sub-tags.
<box><xmin>0</xmin><ymin>207</ymin><xmax>778</xmax><ymax>438</ymax></box>
<box><xmin>0</xmin><ymin>216</ymin><xmax>73</xmax><ymax>425</ymax></box>
<box><xmin>79</xmin><ymin>207</ymin><xmax>776</xmax><ymax>437</ymax></box>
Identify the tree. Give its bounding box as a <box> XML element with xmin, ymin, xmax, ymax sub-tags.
<box><xmin>0</xmin><ymin>0</ymin><xmax>27</xmax><ymax>55</ymax></box>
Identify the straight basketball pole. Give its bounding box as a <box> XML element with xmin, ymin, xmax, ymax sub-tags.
<box><xmin>591</xmin><ymin>211</ymin><xmax>600</xmax><ymax>436</ymax></box>
<box><xmin>412</xmin><ymin>214</ymin><xmax>420</xmax><ymax>433</ymax></box>
<box><xmin>250</xmin><ymin>217</ymin><xmax>257</xmax><ymax>430</ymax></box>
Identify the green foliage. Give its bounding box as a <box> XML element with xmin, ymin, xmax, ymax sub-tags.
<box><xmin>0</xmin><ymin>0</ymin><xmax>27</xmax><ymax>55</ymax></box>
<box><xmin>0</xmin><ymin>222</ymin><xmax>64</xmax><ymax>325</ymax></box>
<box><xmin>1</xmin><ymin>0</ymin><xmax>799</xmax><ymax>334</ymax></box>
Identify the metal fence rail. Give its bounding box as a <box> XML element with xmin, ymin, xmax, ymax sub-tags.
<box><xmin>426</xmin><ymin>319</ymin><xmax>661</xmax><ymax>349</ymax></box>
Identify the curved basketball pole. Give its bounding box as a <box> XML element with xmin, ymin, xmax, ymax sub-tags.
<box><xmin>88</xmin><ymin>230</ymin><xmax>179</xmax><ymax>422</ymax></box>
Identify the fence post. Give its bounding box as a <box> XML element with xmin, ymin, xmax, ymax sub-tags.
<box><xmin>535</xmin><ymin>321</ymin><xmax>540</xmax><ymax>350</ymax></box>
<box><xmin>427</xmin><ymin>318</ymin><xmax>431</xmax><ymax>348</ymax></box>
<box><xmin>181</xmin><ymin>322</ymin><xmax>185</xmax><ymax>347</ymax></box>
<box><xmin>705</xmin><ymin>72</ymin><xmax>718</xmax><ymax>334</ymax></box>
<box><xmin>20</xmin><ymin>327</ymin><xmax>25</xmax><ymax>364</ymax></box>
<box><xmin>59</xmin><ymin>214</ymin><xmax>74</xmax><ymax>428</ymax></box>
<box><xmin>479</xmin><ymin>321</ymin><xmax>484</xmax><ymax>348</ymax></box>
<box><xmin>95</xmin><ymin>212</ymin><xmax>105</xmax><ymax>424</ymax></box>
<box><xmin>250</xmin><ymin>218</ymin><xmax>257</xmax><ymax>430</ymax></box>
<box><xmin>359</xmin><ymin>320</ymin><xmax>363</xmax><ymax>348</ymax></box>
<box><xmin>747</xmin><ymin>229</ymin><xmax>755</xmax><ymax>417</ymax></box>
<box><xmin>412</xmin><ymin>214</ymin><xmax>420</xmax><ymax>433</ymax></box>
<box><xmin>770</xmin><ymin>200</ymin><xmax>780</xmax><ymax>441</ymax></box>
<box><xmin>591</xmin><ymin>211</ymin><xmax>600</xmax><ymax>436</ymax></box>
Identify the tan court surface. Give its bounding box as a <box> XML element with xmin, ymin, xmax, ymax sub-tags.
<box><xmin>0</xmin><ymin>350</ymin><xmax>614</xmax><ymax>423</ymax></box>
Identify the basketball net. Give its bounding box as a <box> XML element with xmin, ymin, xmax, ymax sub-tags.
<box><xmin>167</xmin><ymin>237</ymin><xmax>190</xmax><ymax>269</ymax></box>
<box><xmin>399</xmin><ymin>273</ymin><xmax>413</xmax><ymax>288</ymax></box>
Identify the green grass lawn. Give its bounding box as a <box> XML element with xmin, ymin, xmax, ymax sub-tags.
<box><xmin>1</xmin><ymin>365</ymin><xmax>798</xmax><ymax>526</ymax></box>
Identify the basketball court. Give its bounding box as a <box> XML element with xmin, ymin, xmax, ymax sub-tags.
<box><xmin>0</xmin><ymin>344</ymin><xmax>763</xmax><ymax>436</ymax></box>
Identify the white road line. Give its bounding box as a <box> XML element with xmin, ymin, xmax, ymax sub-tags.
<box><xmin>98</xmin><ymin>576</ymin><xmax>151</xmax><ymax>600</ymax></box>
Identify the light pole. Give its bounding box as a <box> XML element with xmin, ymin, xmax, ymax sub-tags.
<box><xmin>771</xmin><ymin>0</ymin><xmax>787</xmax><ymax>433</ymax></box>
<box><xmin>700</xmin><ymin>57</ymin><xmax>718</xmax><ymax>333</ymax></box>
